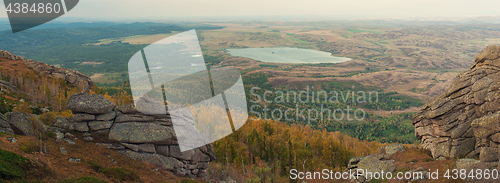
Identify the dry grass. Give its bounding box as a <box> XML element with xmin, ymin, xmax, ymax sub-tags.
<box><xmin>388</xmin><ymin>148</ymin><xmax>463</xmax><ymax>183</ymax></box>
<box><xmin>0</xmin><ymin>132</ymin><xmax>198</xmax><ymax>182</ymax></box>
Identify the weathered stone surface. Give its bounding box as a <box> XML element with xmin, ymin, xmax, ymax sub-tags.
<box><xmin>434</xmin><ymin>140</ymin><xmax>451</xmax><ymax>159</ymax></box>
<box><xmin>116</xmin><ymin>104</ymin><xmax>139</xmax><ymax>114</ymax></box>
<box><xmin>413</xmin><ymin>45</ymin><xmax>500</xmax><ymax>159</ymax></box>
<box><xmin>6</xmin><ymin>112</ymin><xmax>45</xmax><ymax>136</ymax></box>
<box><xmin>197</xmin><ymin>162</ymin><xmax>208</xmax><ymax>169</ymax></box>
<box><xmin>456</xmin><ymin>158</ymin><xmax>498</xmax><ymax>182</ymax></box>
<box><xmin>71</xmin><ymin>113</ymin><xmax>95</xmax><ymax>122</ymax></box>
<box><xmin>0</xmin><ymin>50</ymin><xmax>26</xmax><ymax>61</ymax></box>
<box><xmin>191</xmin><ymin>149</ymin><xmax>211</xmax><ymax>163</ymax></box>
<box><xmin>472</xmin><ymin>112</ymin><xmax>500</xmax><ymax>139</ymax></box>
<box><xmin>74</xmin><ymin>122</ymin><xmax>89</xmax><ymax>132</ymax></box>
<box><xmin>168</xmin><ymin>146</ymin><xmax>210</xmax><ymax>163</ymax></box>
<box><xmin>0</xmin><ymin>118</ymin><xmax>11</xmax><ymax>129</ymax></box>
<box><xmin>356</xmin><ymin>154</ymin><xmax>396</xmax><ymax>175</ymax></box>
<box><xmin>135</xmin><ymin>96</ymin><xmax>167</xmax><ymax>115</ymax></box>
<box><xmin>199</xmin><ymin>145</ymin><xmax>216</xmax><ymax>161</ymax></box>
<box><xmin>449</xmin><ymin>138</ymin><xmax>475</xmax><ymax>158</ymax></box>
<box><xmin>96</xmin><ymin>111</ymin><xmax>116</xmax><ymax>121</ymax></box>
<box><xmin>449</xmin><ymin>121</ymin><xmax>472</xmax><ymax>139</ymax></box>
<box><xmin>95</xmin><ymin>143</ymin><xmax>125</xmax><ymax>150</ymax></box>
<box><xmin>118</xmin><ymin>150</ymin><xmax>183</xmax><ymax>171</ymax></box>
<box><xmin>0</xmin><ymin>118</ymin><xmax>14</xmax><ymax>134</ymax></box>
<box><xmin>472</xmin><ymin>77</ymin><xmax>494</xmax><ymax>92</ymax></box>
<box><xmin>115</xmin><ymin>115</ymin><xmax>155</xmax><ymax>123</ymax></box>
<box><xmin>55</xmin><ymin>131</ymin><xmax>64</xmax><ymax>141</ymax></box>
<box><xmin>427</xmin><ymin>100</ymin><xmax>457</xmax><ymax>118</ymax></box>
<box><xmin>479</xmin><ymin>147</ymin><xmax>498</xmax><ymax>162</ymax></box>
<box><xmin>138</xmin><ymin>144</ymin><xmax>156</xmax><ymax>153</ymax></box>
<box><xmin>53</xmin><ymin>117</ymin><xmax>74</xmax><ymax>131</ymax></box>
<box><xmin>7</xmin><ymin>137</ymin><xmax>17</xmax><ymax>143</ymax></box>
<box><xmin>20</xmin><ymin>55</ymin><xmax>93</xmax><ymax>92</ymax></box>
<box><xmin>53</xmin><ymin>93</ymin><xmax>216</xmax><ymax>175</ymax></box>
<box><xmin>66</xmin><ymin>94</ymin><xmax>115</xmax><ymax>114</ymax></box>
<box><xmin>122</xmin><ymin>143</ymin><xmax>139</xmax><ymax>151</ymax></box>
<box><xmin>169</xmin><ymin>145</ymin><xmax>194</xmax><ymax>160</ymax></box>
<box><xmin>456</xmin><ymin>158</ymin><xmax>480</xmax><ymax>170</ymax></box>
<box><xmin>156</xmin><ymin>145</ymin><xmax>169</xmax><ymax>156</ymax></box>
<box><xmin>378</xmin><ymin>144</ymin><xmax>405</xmax><ymax>155</ymax></box>
<box><xmin>83</xmin><ymin>136</ymin><xmax>94</xmax><ymax>141</ymax></box>
<box><xmin>88</xmin><ymin>121</ymin><xmax>113</xmax><ymax>131</ymax></box>
<box><xmin>472</xmin><ymin>45</ymin><xmax>500</xmax><ymax>69</ymax></box>
<box><xmin>108</xmin><ymin>122</ymin><xmax>176</xmax><ymax>144</ymax></box>
<box><xmin>490</xmin><ymin>133</ymin><xmax>500</xmax><ymax>143</ymax></box>
<box><xmin>0</xmin><ymin>127</ymin><xmax>14</xmax><ymax>135</ymax></box>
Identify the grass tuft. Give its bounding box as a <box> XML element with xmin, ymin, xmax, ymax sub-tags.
<box><xmin>60</xmin><ymin>176</ymin><xmax>108</xmax><ymax>183</ymax></box>
<box><xmin>101</xmin><ymin>167</ymin><xmax>140</xmax><ymax>181</ymax></box>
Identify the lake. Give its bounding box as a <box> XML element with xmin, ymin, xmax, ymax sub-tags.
<box><xmin>226</xmin><ymin>47</ymin><xmax>351</xmax><ymax>64</ymax></box>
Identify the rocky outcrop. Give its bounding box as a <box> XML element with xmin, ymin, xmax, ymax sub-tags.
<box><xmin>0</xmin><ymin>113</ymin><xmax>14</xmax><ymax>134</ymax></box>
<box><xmin>66</xmin><ymin>94</ymin><xmax>115</xmax><ymax>114</ymax></box>
<box><xmin>0</xmin><ymin>50</ymin><xmax>26</xmax><ymax>61</ymax></box>
<box><xmin>50</xmin><ymin>94</ymin><xmax>214</xmax><ymax>178</ymax></box>
<box><xmin>0</xmin><ymin>50</ymin><xmax>93</xmax><ymax>93</ymax></box>
<box><xmin>23</xmin><ymin>59</ymin><xmax>93</xmax><ymax>92</ymax></box>
<box><xmin>0</xmin><ymin>80</ymin><xmax>21</xmax><ymax>94</ymax></box>
<box><xmin>6</xmin><ymin>112</ymin><xmax>46</xmax><ymax>136</ymax></box>
<box><xmin>412</xmin><ymin>45</ymin><xmax>500</xmax><ymax>160</ymax></box>
<box><xmin>345</xmin><ymin>144</ymin><xmax>411</xmax><ymax>182</ymax></box>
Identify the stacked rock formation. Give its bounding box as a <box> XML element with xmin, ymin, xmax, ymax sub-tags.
<box><xmin>50</xmin><ymin>93</ymin><xmax>215</xmax><ymax>178</ymax></box>
<box><xmin>413</xmin><ymin>45</ymin><xmax>500</xmax><ymax>160</ymax></box>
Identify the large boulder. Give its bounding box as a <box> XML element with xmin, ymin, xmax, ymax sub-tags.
<box><xmin>356</xmin><ymin>154</ymin><xmax>396</xmax><ymax>173</ymax></box>
<box><xmin>6</xmin><ymin>112</ymin><xmax>46</xmax><ymax>136</ymax></box>
<box><xmin>0</xmin><ymin>114</ymin><xmax>13</xmax><ymax>134</ymax></box>
<box><xmin>52</xmin><ymin>117</ymin><xmax>75</xmax><ymax>131</ymax></box>
<box><xmin>456</xmin><ymin>158</ymin><xmax>498</xmax><ymax>182</ymax></box>
<box><xmin>66</xmin><ymin>94</ymin><xmax>115</xmax><ymax>114</ymax></box>
<box><xmin>108</xmin><ymin>122</ymin><xmax>176</xmax><ymax>144</ymax></box>
<box><xmin>378</xmin><ymin>144</ymin><xmax>405</xmax><ymax>155</ymax></box>
<box><xmin>115</xmin><ymin>114</ymin><xmax>155</xmax><ymax>123</ymax></box>
<box><xmin>413</xmin><ymin>45</ymin><xmax>500</xmax><ymax>159</ymax></box>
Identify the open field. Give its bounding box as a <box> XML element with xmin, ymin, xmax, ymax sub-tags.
<box><xmin>95</xmin><ymin>31</ymin><xmax>181</xmax><ymax>45</ymax></box>
<box><xmin>82</xmin><ymin>21</ymin><xmax>500</xmax><ymax>115</ymax></box>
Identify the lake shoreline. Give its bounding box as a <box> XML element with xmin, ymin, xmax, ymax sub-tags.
<box><xmin>226</xmin><ymin>47</ymin><xmax>351</xmax><ymax>64</ymax></box>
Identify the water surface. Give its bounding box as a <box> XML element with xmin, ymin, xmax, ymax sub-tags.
<box><xmin>227</xmin><ymin>47</ymin><xmax>351</xmax><ymax>64</ymax></box>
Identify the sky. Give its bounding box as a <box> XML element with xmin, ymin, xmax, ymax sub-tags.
<box><xmin>1</xmin><ymin>0</ymin><xmax>500</xmax><ymax>20</ymax></box>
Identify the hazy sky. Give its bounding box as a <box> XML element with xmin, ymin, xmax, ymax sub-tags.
<box><xmin>1</xmin><ymin>0</ymin><xmax>500</xmax><ymax>20</ymax></box>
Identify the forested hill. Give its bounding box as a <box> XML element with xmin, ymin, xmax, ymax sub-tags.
<box><xmin>0</xmin><ymin>22</ymin><xmax>224</xmax><ymax>75</ymax></box>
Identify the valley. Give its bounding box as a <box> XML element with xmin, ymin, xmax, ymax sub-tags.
<box><xmin>1</xmin><ymin>19</ymin><xmax>500</xmax><ymax>182</ymax></box>
<box><xmin>2</xmin><ymin>20</ymin><xmax>499</xmax><ymax>144</ymax></box>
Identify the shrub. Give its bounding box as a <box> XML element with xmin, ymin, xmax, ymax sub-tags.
<box><xmin>60</xmin><ymin>176</ymin><xmax>108</xmax><ymax>183</ymax></box>
<box><xmin>180</xmin><ymin>179</ymin><xmax>209</xmax><ymax>183</ymax></box>
<box><xmin>423</xmin><ymin>158</ymin><xmax>434</xmax><ymax>162</ymax></box>
<box><xmin>0</xmin><ymin>149</ymin><xmax>30</xmax><ymax>179</ymax></box>
<box><xmin>101</xmin><ymin>167</ymin><xmax>140</xmax><ymax>181</ymax></box>
<box><xmin>39</xmin><ymin>110</ymin><xmax>73</xmax><ymax>126</ymax></box>
<box><xmin>46</xmin><ymin>131</ymin><xmax>55</xmax><ymax>138</ymax></box>
<box><xmin>19</xmin><ymin>141</ymin><xmax>38</xmax><ymax>154</ymax></box>
<box><xmin>88</xmin><ymin>161</ymin><xmax>102</xmax><ymax>172</ymax></box>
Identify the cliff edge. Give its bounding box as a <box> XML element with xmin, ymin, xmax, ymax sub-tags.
<box><xmin>413</xmin><ymin>45</ymin><xmax>500</xmax><ymax>160</ymax></box>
